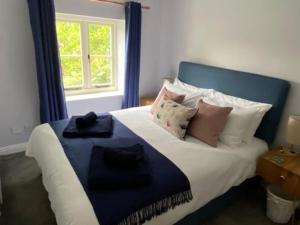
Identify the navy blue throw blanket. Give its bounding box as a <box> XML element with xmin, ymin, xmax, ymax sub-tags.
<box><xmin>63</xmin><ymin>114</ymin><xmax>112</xmax><ymax>138</ymax></box>
<box><xmin>50</xmin><ymin>115</ymin><xmax>193</xmax><ymax>225</ymax></box>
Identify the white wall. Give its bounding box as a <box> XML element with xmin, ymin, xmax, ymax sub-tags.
<box><xmin>0</xmin><ymin>0</ymin><xmax>39</xmax><ymax>147</ymax></box>
<box><xmin>159</xmin><ymin>0</ymin><xmax>300</xmax><ymax>145</ymax></box>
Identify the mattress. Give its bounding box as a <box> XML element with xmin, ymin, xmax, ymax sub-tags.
<box><xmin>26</xmin><ymin>106</ymin><xmax>267</xmax><ymax>225</ymax></box>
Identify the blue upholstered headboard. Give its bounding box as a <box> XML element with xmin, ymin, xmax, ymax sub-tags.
<box><xmin>178</xmin><ymin>62</ymin><xmax>290</xmax><ymax>145</ymax></box>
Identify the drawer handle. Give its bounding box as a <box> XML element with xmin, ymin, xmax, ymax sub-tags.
<box><xmin>280</xmin><ymin>175</ymin><xmax>286</xmax><ymax>181</ymax></box>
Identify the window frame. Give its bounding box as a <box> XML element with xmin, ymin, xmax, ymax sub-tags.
<box><xmin>56</xmin><ymin>13</ymin><xmax>119</xmax><ymax>96</ymax></box>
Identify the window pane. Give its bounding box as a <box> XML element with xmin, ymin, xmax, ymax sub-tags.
<box><xmin>56</xmin><ymin>21</ymin><xmax>83</xmax><ymax>88</ymax></box>
<box><xmin>89</xmin><ymin>24</ymin><xmax>111</xmax><ymax>55</ymax></box>
<box><xmin>89</xmin><ymin>24</ymin><xmax>113</xmax><ymax>86</ymax></box>
<box><xmin>56</xmin><ymin>21</ymin><xmax>82</xmax><ymax>55</ymax></box>
<box><xmin>90</xmin><ymin>56</ymin><xmax>112</xmax><ymax>85</ymax></box>
<box><xmin>60</xmin><ymin>56</ymin><xmax>83</xmax><ymax>88</ymax></box>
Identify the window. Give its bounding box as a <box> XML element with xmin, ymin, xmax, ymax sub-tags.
<box><xmin>56</xmin><ymin>14</ymin><xmax>123</xmax><ymax>96</ymax></box>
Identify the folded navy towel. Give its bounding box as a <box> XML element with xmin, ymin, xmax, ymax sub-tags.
<box><xmin>88</xmin><ymin>145</ymin><xmax>152</xmax><ymax>190</ymax></box>
<box><xmin>63</xmin><ymin>114</ymin><xmax>113</xmax><ymax>138</ymax></box>
<box><xmin>103</xmin><ymin>144</ymin><xmax>145</xmax><ymax>168</ymax></box>
<box><xmin>75</xmin><ymin>112</ymin><xmax>98</xmax><ymax>128</ymax></box>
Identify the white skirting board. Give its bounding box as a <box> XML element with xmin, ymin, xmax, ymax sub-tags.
<box><xmin>0</xmin><ymin>143</ymin><xmax>27</xmax><ymax>156</ymax></box>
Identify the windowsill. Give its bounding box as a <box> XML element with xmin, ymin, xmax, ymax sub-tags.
<box><xmin>66</xmin><ymin>91</ymin><xmax>123</xmax><ymax>102</ymax></box>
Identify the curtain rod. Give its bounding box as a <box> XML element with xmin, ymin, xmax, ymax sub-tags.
<box><xmin>91</xmin><ymin>0</ymin><xmax>150</xmax><ymax>10</ymax></box>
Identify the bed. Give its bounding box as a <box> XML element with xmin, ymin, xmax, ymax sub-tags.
<box><xmin>26</xmin><ymin>62</ymin><xmax>290</xmax><ymax>225</ymax></box>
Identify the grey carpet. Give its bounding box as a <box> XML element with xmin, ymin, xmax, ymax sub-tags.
<box><xmin>0</xmin><ymin>152</ymin><xmax>56</xmax><ymax>225</ymax></box>
<box><xmin>0</xmin><ymin>152</ymin><xmax>295</xmax><ymax>225</ymax></box>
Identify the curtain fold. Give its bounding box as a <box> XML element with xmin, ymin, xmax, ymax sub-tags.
<box><xmin>122</xmin><ymin>1</ymin><xmax>142</xmax><ymax>109</ymax></box>
<box><xmin>27</xmin><ymin>0</ymin><xmax>68</xmax><ymax>123</ymax></box>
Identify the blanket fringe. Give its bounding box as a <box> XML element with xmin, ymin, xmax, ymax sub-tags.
<box><xmin>119</xmin><ymin>190</ymin><xmax>193</xmax><ymax>225</ymax></box>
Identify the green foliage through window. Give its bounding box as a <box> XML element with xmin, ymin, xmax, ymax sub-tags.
<box><xmin>56</xmin><ymin>21</ymin><xmax>83</xmax><ymax>88</ymax></box>
<box><xmin>89</xmin><ymin>24</ymin><xmax>112</xmax><ymax>85</ymax></box>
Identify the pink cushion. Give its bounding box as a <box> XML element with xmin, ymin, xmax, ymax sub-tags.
<box><xmin>187</xmin><ymin>100</ymin><xmax>233</xmax><ymax>147</ymax></box>
<box><xmin>150</xmin><ymin>87</ymin><xmax>185</xmax><ymax>114</ymax></box>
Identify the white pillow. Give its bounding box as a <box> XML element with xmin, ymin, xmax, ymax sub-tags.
<box><xmin>164</xmin><ymin>81</ymin><xmax>212</xmax><ymax>108</ymax></box>
<box><xmin>203</xmin><ymin>97</ymin><xmax>256</xmax><ymax>146</ymax></box>
<box><xmin>174</xmin><ymin>78</ymin><xmax>214</xmax><ymax>95</ymax></box>
<box><xmin>220</xmin><ymin>108</ymin><xmax>259</xmax><ymax>146</ymax></box>
<box><xmin>205</xmin><ymin>91</ymin><xmax>272</xmax><ymax>144</ymax></box>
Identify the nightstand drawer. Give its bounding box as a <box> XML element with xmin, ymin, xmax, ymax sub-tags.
<box><xmin>280</xmin><ymin>172</ymin><xmax>300</xmax><ymax>198</ymax></box>
<box><xmin>258</xmin><ymin>166</ymin><xmax>300</xmax><ymax>198</ymax></box>
<box><xmin>257</xmin><ymin>160</ymin><xmax>288</xmax><ymax>184</ymax></box>
<box><xmin>257</xmin><ymin>148</ymin><xmax>300</xmax><ymax>199</ymax></box>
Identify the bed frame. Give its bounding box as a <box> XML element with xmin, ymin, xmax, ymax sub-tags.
<box><xmin>175</xmin><ymin>61</ymin><xmax>290</xmax><ymax>224</ymax></box>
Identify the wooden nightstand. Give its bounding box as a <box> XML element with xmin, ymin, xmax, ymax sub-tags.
<box><xmin>140</xmin><ymin>96</ymin><xmax>156</xmax><ymax>106</ymax></box>
<box><xmin>256</xmin><ymin>146</ymin><xmax>300</xmax><ymax>199</ymax></box>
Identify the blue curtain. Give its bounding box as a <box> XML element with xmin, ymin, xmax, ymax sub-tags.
<box><xmin>122</xmin><ymin>1</ymin><xmax>142</xmax><ymax>108</ymax></box>
<box><xmin>27</xmin><ymin>0</ymin><xmax>68</xmax><ymax>123</ymax></box>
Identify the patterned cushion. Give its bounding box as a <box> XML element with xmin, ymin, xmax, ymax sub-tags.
<box><xmin>152</xmin><ymin>99</ymin><xmax>197</xmax><ymax>139</ymax></box>
<box><xmin>150</xmin><ymin>87</ymin><xmax>186</xmax><ymax>114</ymax></box>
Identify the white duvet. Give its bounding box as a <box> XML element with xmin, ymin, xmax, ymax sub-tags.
<box><xmin>26</xmin><ymin>106</ymin><xmax>267</xmax><ymax>225</ymax></box>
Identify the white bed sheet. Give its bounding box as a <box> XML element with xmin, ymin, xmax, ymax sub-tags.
<box><xmin>26</xmin><ymin>106</ymin><xmax>267</xmax><ymax>225</ymax></box>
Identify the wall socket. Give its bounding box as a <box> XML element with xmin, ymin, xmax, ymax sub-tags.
<box><xmin>11</xmin><ymin>126</ymin><xmax>25</xmax><ymax>135</ymax></box>
<box><xmin>11</xmin><ymin>124</ymin><xmax>36</xmax><ymax>135</ymax></box>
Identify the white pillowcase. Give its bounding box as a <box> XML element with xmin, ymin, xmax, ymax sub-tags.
<box><xmin>165</xmin><ymin>79</ymin><xmax>213</xmax><ymax>108</ymax></box>
<box><xmin>203</xmin><ymin>97</ymin><xmax>254</xmax><ymax>146</ymax></box>
<box><xmin>204</xmin><ymin>91</ymin><xmax>272</xmax><ymax>146</ymax></box>
<box><xmin>174</xmin><ymin>77</ymin><xmax>214</xmax><ymax>95</ymax></box>
<box><xmin>221</xmin><ymin>107</ymin><xmax>258</xmax><ymax>146</ymax></box>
